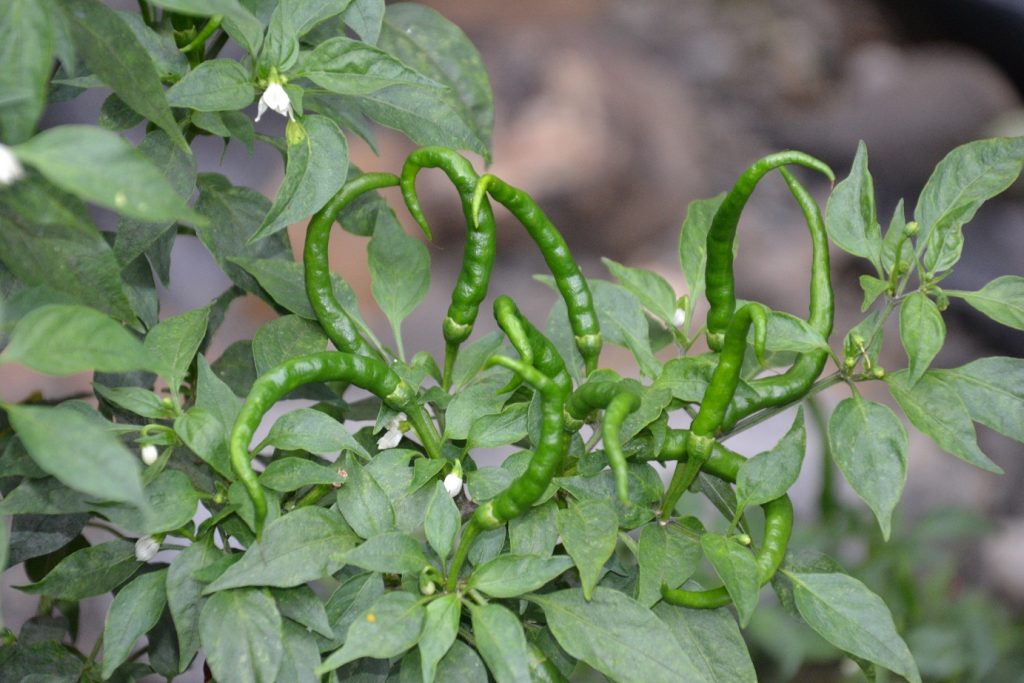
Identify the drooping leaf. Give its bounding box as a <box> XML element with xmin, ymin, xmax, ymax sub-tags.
<box><xmin>899</xmin><ymin>292</ymin><xmax>945</xmax><ymax>386</ymax></box>
<box><xmin>701</xmin><ymin>533</ymin><xmax>760</xmax><ymax>627</ymax></box>
<box><xmin>470</xmin><ymin>602</ymin><xmax>532</xmax><ymax>683</ymax></box>
<box><xmin>296</xmin><ymin>37</ymin><xmax>440</xmax><ymax>95</ymax></box>
<box><xmin>424</xmin><ymin>480</ymin><xmax>460</xmax><ymax>562</ymax></box>
<box><xmin>784</xmin><ymin>570</ymin><xmax>921</xmax><ymax>683</ymax></box>
<box><xmin>735</xmin><ymin>407</ymin><xmax>805</xmax><ymax>514</ymax></box>
<box><xmin>825</xmin><ymin>141</ymin><xmax>881</xmax><ymax>270</ymax></box>
<box><xmin>556</xmin><ymin>499</ymin><xmax>618</xmax><ymax>600</ymax></box>
<box><xmin>368</xmin><ymin>204</ymin><xmax>430</xmax><ymax>350</ymax></box>
<box><xmin>101</xmin><ymin>569</ymin><xmax>168</xmax><ymax>678</ymax></box>
<box><xmin>144</xmin><ymin>307</ymin><xmax>210</xmax><ymax>395</ymax></box>
<box><xmin>653</xmin><ymin>602</ymin><xmax>757</xmax><ymax>682</ymax></box>
<box><xmin>947</xmin><ymin>275</ymin><xmax>1024</xmax><ymax>331</ymax></box>
<box><xmin>0</xmin><ymin>0</ymin><xmax>53</xmax><ymax>144</ymax></box>
<box><xmin>828</xmin><ymin>397</ymin><xmax>907</xmax><ymax>540</ymax></box>
<box><xmin>18</xmin><ymin>539</ymin><xmax>140</xmax><ymax>601</ymax></box>
<box><xmin>936</xmin><ymin>356</ymin><xmax>1024</xmax><ymax>443</ymax></box>
<box><xmin>678</xmin><ymin>194</ymin><xmax>725</xmax><ymax>335</ymax></box>
<box><xmin>166</xmin><ymin>538</ymin><xmax>219</xmax><ymax>671</ymax></box>
<box><xmin>418</xmin><ymin>593</ymin><xmax>461</xmax><ymax>683</ymax></box>
<box><xmin>636</xmin><ymin>521</ymin><xmax>702</xmax><ymax>607</ymax></box>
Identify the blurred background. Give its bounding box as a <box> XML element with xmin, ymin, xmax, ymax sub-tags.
<box><xmin>5</xmin><ymin>0</ymin><xmax>1024</xmax><ymax>679</ymax></box>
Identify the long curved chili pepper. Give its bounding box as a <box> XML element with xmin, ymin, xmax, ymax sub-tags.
<box><xmin>400</xmin><ymin>148</ymin><xmax>498</xmax><ymax>389</ymax></box>
<box><xmin>304</xmin><ymin>172</ymin><xmax>399</xmax><ymax>358</ymax></box>
<box><xmin>493</xmin><ymin>295</ymin><xmax>573</xmax><ymax>397</ymax></box>
<box><xmin>704</xmin><ymin>152</ymin><xmax>834</xmax><ymax>351</ymax></box>
<box><xmin>445</xmin><ymin>355</ymin><xmax>568</xmax><ymax>591</ymax></box>
<box><xmin>661</xmin><ymin>303</ymin><xmax>767</xmax><ymax>520</ymax></box>
<box><xmin>472</xmin><ymin>174</ymin><xmax>602</xmax><ymax>374</ymax></box>
<box><xmin>653</xmin><ymin>429</ymin><xmax>793</xmax><ymax>608</ymax></box>
<box><xmin>719</xmin><ymin>167</ymin><xmax>835</xmax><ymax>429</ymax></box>
<box><xmin>229</xmin><ymin>352</ymin><xmax>415</xmax><ymax>538</ymax></box>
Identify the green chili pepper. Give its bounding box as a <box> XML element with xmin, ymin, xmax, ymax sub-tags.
<box><xmin>602</xmin><ymin>391</ymin><xmax>641</xmax><ymax>505</ymax></box>
<box><xmin>304</xmin><ymin>172</ymin><xmax>400</xmax><ymax>357</ymax></box>
<box><xmin>653</xmin><ymin>429</ymin><xmax>793</xmax><ymax>608</ymax></box>
<box><xmin>528</xmin><ymin>643</ymin><xmax>569</xmax><ymax>683</ymax></box>
<box><xmin>445</xmin><ymin>354</ymin><xmax>568</xmax><ymax>591</ymax></box>
<box><xmin>705</xmin><ymin>152</ymin><xmax>834</xmax><ymax>351</ymax></box>
<box><xmin>661</xmin><ymin>303</ymin><xmax>767</xmax><ymax>519</ymax></box>
<box><xmin>720</xmin><ymin>167</ymin><xmax>835</xmax><ymax>428</ymax></box>
<box><xmin>229</xmin><ymin>352</ymin><xmax>414</xmax><ymax>538</ymax></box>
<box><xmin>472</xmin><ymin>174</ymin><xmax>602</xmax><ymax>374</ymax></box>
<box><xmin>493</xmin><ymin>295</ymin><xmax>573</xmax><ymax>397</ymax></box>
<box><xmin>400</xmin><ymin>148</ymin><xmax>498</xmax><ymax>389</ymax></box>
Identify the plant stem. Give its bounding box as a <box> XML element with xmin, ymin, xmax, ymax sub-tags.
<box><xmin>179</xmin><ymin>16</ymin><xmax>222</xmax><ymax>54</ymax></box>
<box><xmin>407</xmin><ymin>404</ymin><xmax>444</xmax><ymax>460</ymax></box>
<box><xmin>445</xmin><ymin>520</ymin><xmax>482</xmax><ymax>592</ymax></box>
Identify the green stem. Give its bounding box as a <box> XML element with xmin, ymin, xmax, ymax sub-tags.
<box><xmin>407</xmin><ymin>404</ymin><xmax>444</xmax><ymax>460</ymax></box>
<box><xmin>293</xmin><ymin>484</ymin><xmax>332</xmax><ymax>509</ymax></box>
<box><xmin>442</xmin><ymin>342</ymin><xmax>458</xmax><ymax>392</ymax></box>
<box><xmin>179</xmin><ymin>15</ymin><xmax>222</xmax><ymax>54</ymax></box>
<box><xmin>446</xmin><ymin>520</ymin><xmax>482</xmax><ymax>592</ymax></box>
<box><xmin>805</xmin><ymin>395</ymin><xmax>838</xmax><ymax>526</ymax></box>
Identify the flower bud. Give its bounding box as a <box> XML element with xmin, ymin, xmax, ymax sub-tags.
<box><xmin>443</xmin><ymin>473</ymin><xmax>463</xmax><ymax>497</ymax></box>
<box><xmin>135</xmin><ymin>535</ymin><xmax>160</xmax><ymax>562</ymax></box>
<box><xmin>672</xmin><ymin>308</ymin><xmax>686</xmax><ymax>328</ymax></box>
<box><xmin>141</xmin><ymin>444</ymin><xmax>159</xmax><ymax>466</ymax></box>
<box><xmin>0</xmin><ymin>144</ymin><xmax>24</xmax><ymax>186</ymax></box>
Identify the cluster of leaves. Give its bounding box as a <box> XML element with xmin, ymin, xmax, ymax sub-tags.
<box><xmin>2</xmin><ymin>1</ymin><xmax>1024</xmax><ymax>682</ymax></box>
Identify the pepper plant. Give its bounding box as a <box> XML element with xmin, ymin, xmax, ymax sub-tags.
<box><xmin>1</xmin><ymin>1</ymin><xmax>1023</xmax><ymax>681</ymax></box>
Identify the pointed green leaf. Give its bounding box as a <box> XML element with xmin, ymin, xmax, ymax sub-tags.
<box><xmin>948</xmin><ymin>275</ymin><xmax>1024</xmax><ymax>331</ymax></box>
<box><xmin>19</xmin><ymin>539</ymin><xmax>140</xmax><ymax>600</ymax></box>
<box><xmin>252</xmin><ymin>315</ymin><xmax>328</xmax><ymax>375</ymax></box>
<box><xmin>101</xmin><ymin>569</ymin><xmax>168</xmax><ymax>678</ymax></box>
<box><xmin>7</xmin><ymin>404</ymin><xmax>147</xmax><ymax>509</ymax></box>
<box><xmin>419</xmin><ymin>593</ymin><xmax>461</xmax><ymax>683</ymax></box>
<box><xmin>701</xmin><ymin>533</ymin><xmax>760</xmax><ymax>627</ymax></box>
<box><xmin>785</xmin><ymin>570</ymin><xmax>921</xmax><ymax>683</ymax></box>
<box><xmin>165</xmin><ymin>59</ymin><xmax>256</xmax><ymax>112</ymax></box>
<box><xmin>0</xmin><ymin>0</ymin><xmax>53</xmax><ymax>144</ymax></box>
<box><xmin>342</xmin><ymin>531</ymin><xmax>429</xmax><ymax>574</ymax></box>
<box><xmin>258</xmin><ymin>407</ymin><xmax>369</xmax><ymax>458</ymax></box>
<box><xmin>509</xmin><ymin>501</ymin><xmax>559</xmax><ymax>558</ymax></box>
<box><xmin>899</xmin><ymin>292</ymin><xmax>945</xmax><ymax>385</ymax></box>
<box><xmin>199</xmin><ymin>588</ymin><xmax>283</xmax><ymax>683</ymax></box>
<box><xmin>826</xmin><ymin>141</ymin><xmax>880</xmax><ymax>269</ymax></box>
<box><xmin>424</xmin><ymin>480</ymin><xmax>460</xmax><ymax>562</ymax></box>
<box><xmin>296</xmin><ymin>37</ymin><xmax>439</xmax><ymax>95</ymax></box>
<box><xmin>828</xmin><ymin>397</ymin><xmax>907</xmax><ymax>540</ymax></box>
<box><xmin>368</xmin><ymin>204</ymin><xmax>430</xmax><ymax>342</ymax></box>
<box><xmin>602</xmin><ymin>257</ymin><xmax>678</xmax><ymax>324</ymax></box>
<box><xmin>653</xmin><ymin>602</ymin><xmax>757</xmax><ymax>682</ymax></box>
<box><xmin>470</xmin><ymin>603</ymin><xmax>532</xmax><ymax>683</ymax></box>
<box><xmin>334</xmin><ymin>455</ymin><xmax>395</xmax><ymax>538</ymax></box>
<box><xmin>735</xmin><ymin>407</ymin><xmax>805</xmax><ymax>513</ymax></box>
<box><xmin>2</xmin><ymin>304</ymin><xmax>151</xmax><ymax>375</ymax></box>
<box><xmin>145</xmin><ymin>307</ymin><xmax>210</xmax><ymax>395</ymax></box>
<box><xmin>166</xmin><ymin>538</ymin><xmax>219</xmax><ymax>671</ymax></box>
<box><xmin>343</xmin><ymin>0</ymin><xmax>385</xmax><ymax>44</ymax></box>
<box><xmin>469</xmin><ymin>554</ymin><xmax>573</xmax><ymax>599</ymax></box>
<box><xmin>316</xmin><ymin>591</ymin><xmax>425</xmax><ymax>674</ymax></box>
<box><xmin>556</xmin><ymin>499</ymin><xmax>618</xmax><ymax>600</ymax></box>
<box><xmin>678</xmin><ymin>194</ymin><xmax>725</xmax><ymax>335</ymax></box>
<box><xmin>636</xmin><ymin>521</ymin><xmax>702</xmax><ymax>607</ymax></box>
<box><xmin>936</xmin><ymin>356</ymin><xmax>1024</xmax><ymax>443</ymax></box>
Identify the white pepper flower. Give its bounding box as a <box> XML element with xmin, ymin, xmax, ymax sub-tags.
<box><xmin>376</xmin><ymin>413</ymin><xmax>406</xmax><ymax>450</ymax></box>
<box><xmin>140</xmin><ymin>444</ymin><xmax>159</xmax><ymax>466</ymax></box>
<box><xmin>672</xmin><ymin>307</ymin><xmax>686</xmax><ymax>328</ymax></box>
<box><xmin>0</xmin><ymin>144</ymin><xmax>24</xmax><ymax>186</ymax></box>
<box><xmin>134</xmin><ymin>535</ymin><xmax>159</xmax><ymax>562</ymax></box>
<box><xmin>443</xmin><ymin>473</ymin><xmax>463</xmax><ymax>497</ymax></box>
<box><xmin>255</xmin><ymin>81</ymin><xmax>294</xmax><ymax>122</ymax></box>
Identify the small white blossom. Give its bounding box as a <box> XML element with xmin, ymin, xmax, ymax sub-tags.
<box><xmin>672</xmin><ymin>307</ymin><xmax>686</xmax><ymax>327</ymax></box>
<box><xmin>141</xmin><ymin>444</ymin><xmax>159</xmax><ymax>466</ymax></box>
<box><xmin>443</xmin><ymin>473</ymin><xmax>463</xmax><ymax>497</ymax></box>
<box><xmin>376</xmin><ymin>412</ymin><xmax>406</xmax><ymax>450</ymax></box>
<box><xmin>0</xmin><ymin>144</ymin><xmax>24</xmax><ymax>186</ymax></box>
<box><xmin>255</xmin><ymin>81</ymin><xmax>294</xmax><ymax>122</ymax></box>
<box><xmin>135</xmin><ymin>535</ymin><xmax>159</xmax><ymax>562</ymax></box>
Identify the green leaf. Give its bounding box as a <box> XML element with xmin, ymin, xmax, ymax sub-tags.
<box><xmin>593</xmin><ymin>280</ymin><xmax>661</xmax><ymax>377</ymax></box>
<box><xmin>6</xmin><ymin>513</ymin><xmax>89</xmax><ymax>567</ymax></box>
<box><xmin>509</xmin><ymin>501</ymin><xmax>559</xmax><ymax>558</ymax></box>
<box><xmin>317</xmin><ymin>591</ymin><xmax>425</xmax><ymax>674</ymax></box>
<box><xmin>257</xmin><ymin>3</ymin><xmax>300</xmax><ymax>74</ymax></box>
<box><xmin>199</xmin><ymin>588</ymin><xmax>283</xmax><ymax>683</ymax></box>
<box><xmin>113</xmin><ymin>130</ymin><xmax>198</xmax><ymax>271</ymax></box>
<box><xmin>859</xmin><ymin>275</ymin><xmax>889</xmax><ymax>312</ymax></box>
<box><xmin>0</xmin><ymin>478</ymin><xmax>91</xmax><ymax>516</ymax></box>
<box><xmin>253</xmin><ymin>115</ymin><xmax>349</xmax><ymax>241</ymax></box>
<box><xmin>0</xmin><ymin>177</ymin><xmax>135</xmax><ymax>322</ymax></box>
<box><xmin>118</xmin><ymin>11</ymin><xmax>189</xmax><ymax>80</ymax></box>
<box><xmin>936</xmin><ymin>356</ymin><xmax>1024</xmax><ymax>443</ymax></box>
<box><xmin>701</xmin><ymin>533</ymin><xmax>760</xmax><ymax>627</ymax></box>
<box><xmin>14</xmin><ymin>126</ymin><xmax>202</xmax><ymax>224</ymax></box>
<box><xmin>343</xmin><ymin>0</ymin><xmax>385</xmax><ymax>44</ymax></box>
<box><xmin>602</xmin><ymin>257</ymin><xmax>678</xmax><ymax>324</ymax></box>
<box><xmin>636</xmin><ymin>521</ymin><xmax>701</xmax><ymax>607</ymax></box>
<box><xmin>916</xmin><ymin>137</ymin><xmax>1024</xmax><ymax>274</ymax></box>
<box><xmin>529</xmin><ymin>588</ymin><xmax>708</xmax><ymax>683</ymax></box>
<box><xmin>7</xmin><ymin>404</ymin><xmax>147</xmax><ymax>509</ymax></box>
<box><xmin>653</xmin><ymin>602</ymin><xmax>757</xmax><ymax>682</ymax></box>
<box><xmin>828</xmin><ymin>397</ymin><xmax>907</xmax><ymax>540</ymax></box>
<box><xmin>470</xmin><ymin>603</ymin><xmax>532</xmax><ymax>683</ymax></box>
<box><xmin>678</xmin><ymin>194</ymin><xmax>725</xmax><ymax>336</ymax></box>
<box><xmin>277</xmin><ymin>620</ymin><xmax>320</xmax><ymax>683</ymax></box>
<box><xmin>469</xmin><ymin>554</ymin><xmax>573</xmax><ymax>599</ymax></box>
<box><xmin>887</xmin><ymin>370</ymin><xmax>1001</xmax><ymax>474</ymax></box>
<box><xmin>296</xmin><ymin>37</ymin><xmax>439</xmax><ymax>95</ymax></box>
<box><xmin>206</xmin><ymin>507</ymin><xmax>358</xmax><ymax>592</ymax></box>
<box><xmin>763</xmin><ymin>311</ymin><xmax>830</xmax><ymax>354</ymax></box>
<box><xmin>228</xmin><ymin>257</ymin><xmax>377</xmax><ymax>345</ymax></box>
<box><xmin>193</xmin><ymin>173</ymin><xmax>292</xmax><ymax>295</ymax></box>
<box><xmin>947</xmin><ymin>275</ymin><xmax>1024</xmax><ymax>331</ymax></box>
<box><xmin>258</xmin><ymin>407</ymin><xmax>369</xmax><ymax>458</ymax></box>
<box><xmin>252</xmin><ymin>315</ymin><xmax>328</xmax><ymax>375</ymax></box>
<box><xmin>191</xmin><ymin>110</ymin><xmax>255</xmax><ymax>151</ymax></box>
<box><xmin>899</xmin><ymin>292</ymin><xmax>945</xmax><ymax>385</ymax></box>
<box><xmin>424</xmin><ymin>480</ymin><xmax>460</xmax><ymax>562</ymax></box>
<box><xmin>19</xmin><ymin>539</ymin><xmax>140</xmax><ymax>600</ymax></box>
<box><xmin>468</xmin><ymin>403</ymin><xmax>529</xmax><ymax>450</ymax></box>
<box><xmin>0</xmin><ymin>0</ymin><xmax>53</xmax><ymax>144</ymax></box>
<box><xmin>148</xmin><ymin>0</ymin><xmax>264</xmax><ymax>56</ymax></box>
<box><xmin>443</xmin><ymin>374</ymin><xmax>509</xmax><ymax>440</ymax></box>
<box><xmin>451</xmin><ymin>332</ymin><xmax>504</xmax><ymax>390</ymax></box>
<box><xmin>342</xmin><ymin>531</ymin><xmax>429</xmax><ymax>574</ymax></box>
<box><xmin>368</xmin><ymin>205</ymin><xmax>430</xmax><ymax>348</ymax></box>
<box><xmin>419</xmin><ymin>593</ymin><xmax>461</xmax><ymax>683</ymax></box>
<box><xmin>784</xmin><ymin>570</ymin><xmax>921</xmax><ymax>683</ymax></box>
<box><xmin>825</xmin><ymin>141</ymin><xmax>881</xmax><ymax>269</ymax></box>
<box><xmin>1</xmin><ymin>304</ymin><xmax>151</xmax><ymax>375</ymax></box>
<box><xmin>260</xmin><ymin>458</ymin><xmax>346</xmax><ymax>493</ymax></box>
<box><xmin>166</xmin><ymin>539</ymin><xmax>221</xmax><ymax>671</ymax></box>
<box><xmin>165</xmin><ymin>59</ymin><xmax>256</xmax><ymax>112</ymax></box>
<box><xmin>334</xmin><ymin>455</ymin><xmax>395</xmax><ymax>538</ymax></box>
<box><xmin>735</xmin><ymin>407</ymin><xmax>806</xmax><ymax>513</ymax></box>
<box><xmin>280</xmin><ymin>0</ymin><xmax>354</xmax><ymax>37</ymax></box>
<box><xmin>144</xmin><ymin>307</ymin><xmax>210</xmax><ymax>395</ymax></box>
<box><xmin>273</xmin><ymin>585</ymin><xmax>333</xmax><ymax>639</ymax></box>
<box><xmin>556</xmin><ymin>499</ymin><xmax>618</xmax><ymax>600</ymax></box>
<box><xmin>173</xmin><ymin>405</ymin><xmax>233</xmax><ymax>479</ymax></box>
<box><xmin>881</xmin><ymin>199</ymin><xmax>909</xmax><ymax>274</ymax></box>
<box><xmin>101</xmin><ymin>569</ymin><xmax>168</xmax><ymax>678</ymax></box>
<box><xmin>56</xmin><ymin>0</ymin><xmax>187</xmax><ymax>149</ymax></box>
<box><xmin>378</xmin><ymin>2</ymin><xmax>493</xmax><ymax>158</ymax></box>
